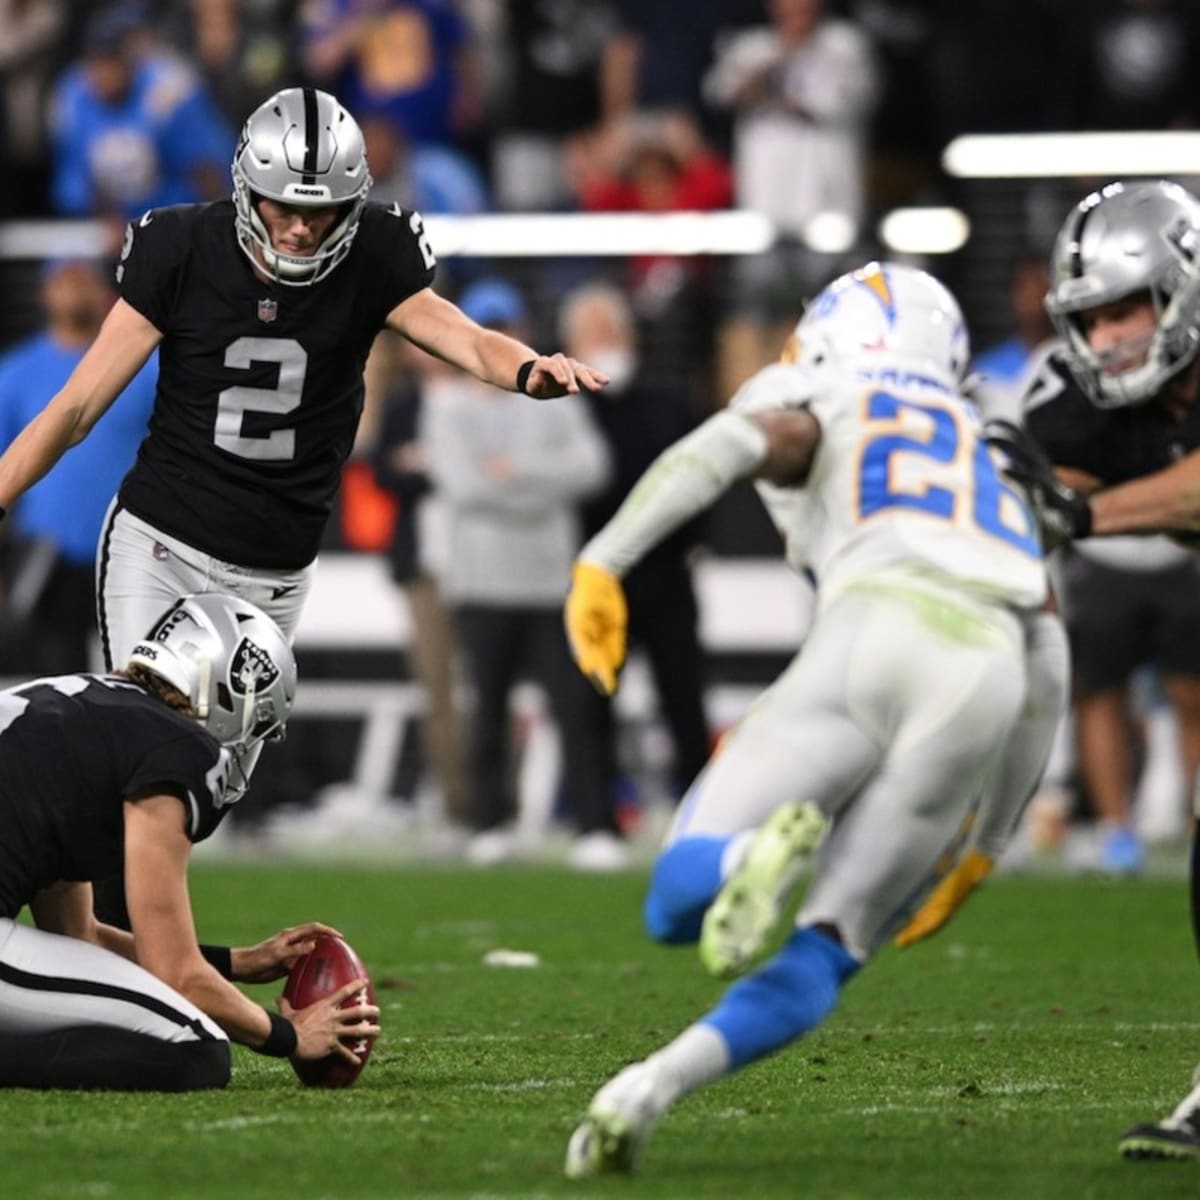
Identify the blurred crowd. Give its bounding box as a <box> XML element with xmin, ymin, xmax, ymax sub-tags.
<box><xmin>3</xmin><ymin>0</ymin><xmax>1200</xmax><ymax>868</ymax></box>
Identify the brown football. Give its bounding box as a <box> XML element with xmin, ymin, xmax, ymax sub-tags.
<box><xmin>281</xmin><ymin>933</ymin><xmax>376</xmax><ymax>1088</ymax></box>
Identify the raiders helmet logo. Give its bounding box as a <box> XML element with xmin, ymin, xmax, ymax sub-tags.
<box><xmin>230</xmin><ymin>637</ymin><xmax>280</xmax><ymax>695</ymax></box>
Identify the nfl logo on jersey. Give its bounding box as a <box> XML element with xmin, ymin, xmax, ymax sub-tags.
<box><xmin>257</xmin><ymin>298</ymin><xmax>278</xmax><ymax>323</ymax></box>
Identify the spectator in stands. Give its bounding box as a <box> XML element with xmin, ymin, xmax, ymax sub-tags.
<box><xmin>703</xmin><ymin>0</ymin><xmax>880</xmax><ymax>396</ymax></box>
<box><xmin>157</xmin><ymin>0</ymin><xmax>299</xmax><ymax>128</ymax></box>
<box><xmin>369</xmin><ymin>335</ymin><xmax>469</xmax><ymax>828</ymax></box>
<box><xmin>602</xmin><ymin>0</ymin><xmax>763</xmax><ymax>137</ymax></box>
<box><xmin>0</xmin><ymin>259</ymin><xmax>156</xmax><ymax>674</ymax></box>
<box><xmin>49</xmin><ymin>3</ymin><xmax>234</xmax><ymax>222</ymax></box>
<box><xmin>421</xmin><ymin>279</ymin><xmax>620</xmax><ymax>869</ymax></box>
<box><xmin>489</xmin><ymin>0</ymin><xmax>621</xmax><ymax>211</ymax></box>
<box><xmin>299</xmin><ymin>0</ymin><xmax>479</xmax><ymax>149</ymax></box>
<box><xmin>562</xmin><ymin>282</ymin><xmax>712</xmax><ymax>819</ymax></box>
<box><xmin>0</xmin><ymin>0</ymin><xmax>69</xmax><ymax>218</ymax></box>
<box><xmin>362</xmin><ymin>114</ymin><xmax>488</xmax><ymax>215</ymax></box>
<box><xmin>704</xmin><ymin>0</ymin><xmax>879</xmax><ymax>250</ymax></box>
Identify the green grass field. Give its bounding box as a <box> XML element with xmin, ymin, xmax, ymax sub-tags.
<box><xmin>7</xmin><ymin>863</ymin><xmax>1200</xmax><ymax>1199</ymax></box>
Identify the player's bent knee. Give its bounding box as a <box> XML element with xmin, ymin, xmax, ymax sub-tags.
<box><xmin>177</xmin><ymin>1039</ymin><xmax>232</xmax><ymax>1091</ymax></box>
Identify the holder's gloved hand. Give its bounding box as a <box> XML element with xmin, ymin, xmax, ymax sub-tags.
<box><xmin>894</xmin><ymin>850</ymin><xmax>994</xmax><ymax>948</ymax></box>
<box><xmin>564</xmin><ymin>561</ymin><xmax>628</xmax><ymax>696</ymax></box>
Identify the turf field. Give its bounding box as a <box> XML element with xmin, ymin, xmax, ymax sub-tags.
<box><xmin>7</xmin><ymin>863</ymin><xmax>1200</xmax><ymax>1199</ymax></box>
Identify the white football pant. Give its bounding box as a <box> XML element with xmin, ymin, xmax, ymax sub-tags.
<box><xmin>0</xmin><ymin>918</ymin><xmax>226</xmax><ymax>1044</ymax></box>
<box><xmin>667</xmin><ymin>579</ymin><xmax>1028</xmax><ymax>960</ymax></box>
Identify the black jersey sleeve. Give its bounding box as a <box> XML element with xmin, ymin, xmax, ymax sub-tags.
<box><xmin>1021</xmin><ymin>349</ymin><xmax>1119</xmax><ymax>479</ymax></box>
<box><xmin>365</xmin><ymin>203</ymin><xmax>438</xmax><ymax>316</ymax></box>
<box><xmin>123</xmin><ymin>732</ymin><xmax>234</xmax><ymax>842</ymax></box>
<box><xmin>115</xmin><ymin>205</ymin><xmax>193</xmax><ymax>331</ymax></box>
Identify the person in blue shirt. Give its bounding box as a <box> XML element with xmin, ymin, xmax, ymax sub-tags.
<box><xmin>0</xmin><ymin>259</ymin><xmax>156</xmax><ymax>673</ymax></box>
<box><xmin>49</xmin><ymin>4</ymin><xmax>234</xmax><ymax>219</ymax></box>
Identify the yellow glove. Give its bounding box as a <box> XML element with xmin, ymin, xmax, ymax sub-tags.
<box><xmin>893</xmin><ymin>850</ymin><xmax>994</xmax><ymax>949</ymax></box>
<box><xmin>564</xmin><ymin>561</ymin><xmax>628</xmax><ymax>695</ymax></box>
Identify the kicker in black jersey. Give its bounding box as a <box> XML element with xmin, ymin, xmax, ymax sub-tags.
<box><xmin>1023</xmin><ymin>346</ymin><xmax>1200</xmax><ymax>485</ymax></box>
<box><xmin>115</xmin><ymin>200</ymin><xmax>436</xmax><ymax>568</ymax></box>
<box><xmin>0</xmin><ymin>675</ymin><xmax>231</xmax><ymax>918</ymax></box>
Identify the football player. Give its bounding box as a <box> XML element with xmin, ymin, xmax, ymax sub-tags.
<box><xmin>0</xmin><ymin>592</ymin><xmax>379</xmax><ymax>1091</ymax></box>
<box><xmin>992</xmin><ymin>180</ymin><xmax>1200</xmax><ymax>1162</ymax></box>
<box><xmin>0</xmin><ymin>86</ymin><xmax>607</xmax><ymax>669</ymax></box>
<box><xmin>560</xmin><ymin>263</ymin><xmax>1062</xmax><ymax>1177</ymax></box>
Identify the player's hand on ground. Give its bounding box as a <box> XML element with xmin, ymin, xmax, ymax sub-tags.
<box><xmin>524</xmin><ymin>353</ymin><xmax>610</xmax><ymax>398</ymax></box>
<box><xmin>893</xmin><ymin>850</ymin><xmax>994</xmax><ymax>948</ymax></box>
<box><xmin>233</xmin><ymin>921</ymin><xmax>344</xmax><ymax>983</ymax></box>
<box><xmin>564</xmin><ymin>561</ymin><xmax>627</xmax><ymax>695</ymax></box>
<box><xmin>982</xmin><ymin>419</ymin><xmax>1092</xmax><ymax>547</ymax></box>
<box><xmin>281</xmin><ymin>978</ymin><xmax>381</xmax><ymax>1064</ymax></box>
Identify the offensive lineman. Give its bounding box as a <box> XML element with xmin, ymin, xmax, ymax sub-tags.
<box><xmin>0</xmin><ymin>86</ymin><xmax>608</xmax><ymax>669</ymax></box>
<box><xmin>993</xmin><ymin>179</ymin><xmax>1200</xmax><ymax>1162</ymax></box>
<box><xmin>0</xmin><ymin>592</ymin><xmax>378</xmax><ymax>1090</ymax></box>
<box><xmin>559</xmin><ymin>263</ymin><xmax>1061</xmax><ymax>1176</ymax></box>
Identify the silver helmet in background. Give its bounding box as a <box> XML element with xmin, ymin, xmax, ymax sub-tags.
<box><xmin>1046</xmin><ymin>179</ymin><xmax>1200</xmax><ymax>408</ymax></box>
<box><xmin>232</xmin><ymin>87</ymin><xmax>372</xmax><ymax>286</ymax></box>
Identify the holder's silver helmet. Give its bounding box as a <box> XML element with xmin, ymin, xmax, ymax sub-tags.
<box><xmin>127</xmin><ymin>594</ymin><xmax>297</xmax><ymax>801</ymax></box>
<box><xmin>1046</xmin><ymin>180</ymin><xmax>1200</xmax><ymax>408</ymax></box>
<box><xmin>787</xmin><ymin>261</ymin><xmax>969</xmax><ymax>386</ymax></box>
<box><xmin>232</xmin><ymin>87</ymin><xmax>371</xmax><ymax>286</ymax></box>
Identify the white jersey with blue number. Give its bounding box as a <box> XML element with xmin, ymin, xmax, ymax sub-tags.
<box><xmin>730</xmin><ymin>360</ymin><xmax>1047</xmax><ymax>610</ymax></box>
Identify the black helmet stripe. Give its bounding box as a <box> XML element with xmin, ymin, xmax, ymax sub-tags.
<box><xmin>1069</xmin><ymin>196</ymin><xmax>1098</xmax><ymax>279</ymax></box>
<box><xmin>301</xmin><ymin>87</ymin><xmax>319</xmax><ymax>183</ymax></box>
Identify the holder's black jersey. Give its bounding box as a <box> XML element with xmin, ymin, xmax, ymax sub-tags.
<box><xmin>0</xmin><ymin>675</ymin><xmax>231</xmax><ymax>918</ymax></box>
<box><xmin>1023</xmin><ymin>348</ymin><xmax>1200</xmax><ymax>484</ymax></box>
<box><xmin>115</xmin><ymin>200</ymin><xmax>436</xmax><ymax>568</ymax></box>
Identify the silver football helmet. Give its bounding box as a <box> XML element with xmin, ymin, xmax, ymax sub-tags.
<box><xmin>1046</xmin><ymin>180</ymin><xmax>1200</xmax><ymax>408</ymax></box>
<box><xmin>788</xmin><ymin>261</ymin><xmax>970</xmax><ymax>386</ymax></box>
<box><xmin>232</xmin><ymin>87</ymin><xmax>371</xmax><ymax>286</ymax></box>
<box><xmin>127</xmin><ymin>594</ymin><xmax>297</xmax><ymax>800</ymax></box>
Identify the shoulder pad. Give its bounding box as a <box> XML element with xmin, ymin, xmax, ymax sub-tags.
<box><xmin>729</xmin><ymin>362</ymin><xmax>817</xmax><ymax>415</ymax></box>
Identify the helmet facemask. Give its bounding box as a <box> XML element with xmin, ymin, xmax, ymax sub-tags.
<box><xmin>1047</xmin><ymin>180</ymin><xmax>1200</xmax><ymax>408</ymax></box>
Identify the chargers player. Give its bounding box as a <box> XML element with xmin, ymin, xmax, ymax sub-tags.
<box><xmin>561</xmin><ymin>263</ymin><xmax>1065</xmax><ymax>1176</ymax></box>
<box><xmin>0</xmin><ymin>593</ymin><xmax>378</xmax><ymax>1090</ymax></box>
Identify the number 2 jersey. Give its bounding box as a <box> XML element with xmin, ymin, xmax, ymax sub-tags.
<box><xmin>115</xmin><ymin>199</ymin><xmax>436</xmax><ymax>568</ymax></box>
<box><xmin>731</xmin><ymin>360</ymin><xmax>1047</xmax><ymax>610</ymax></box>
<box><xmin>0</xmin><ymin>675</ymin><xmax>231</xmax><ymax>919</ymax></box>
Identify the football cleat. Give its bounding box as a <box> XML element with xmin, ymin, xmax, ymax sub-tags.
<box><xmin>700</xmin><ymin>801</ymin><xmax>828</xmax><ymax>981</ymax></box>
<box><xmin>1119</xmin><ymin>1073</ymin><xmax>1200</xmax><ymax>1161</ymax></box>
<box><xmin>564</xmin><ymin>1062</ymin><xmax>663</xmax><ymax>1179</ymax></box>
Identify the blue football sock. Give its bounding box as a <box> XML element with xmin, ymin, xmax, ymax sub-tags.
<box><xmin>643</xmin><ymin>836</ymin><xmax>731</xmax><ymax>944</ymax></box>
<box><xmin>702</xmin><ymin>926</ymin><xmax>861</xmax><ymax>1068</ymax></box>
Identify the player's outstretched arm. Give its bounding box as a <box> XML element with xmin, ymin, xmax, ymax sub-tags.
<box><xmin>1087</xmin><ymin>445</ymin><xmax>1200</xmax><ymax>538</ymax></box>
<box><xmin>564</xmin><ymin>406</ymin><xmax>819</xmax><ymax>692</ymax></box>
<box><xmin>122</xmin><ymin>795</ymin><xmax>378</xmax><ymax>1060</ymax></box>
<box><xmin>0</xmin><ymin>298</ymin><xmax>161</xmax><ymax>513</ymax></box>
<box><xmin>384</xmin><ymin>287</ymin><xmax>609</xmax><ymax>398</ymax></box>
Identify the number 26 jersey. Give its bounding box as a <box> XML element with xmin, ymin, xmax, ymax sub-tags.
<box><xmin>115</xmin><ymin>199</ymin><xmax>436</xmax><ymax>568</ymax></box>
<box><xmin>732</xmin><ymin>361</ymin><xmax>1047</xmax><ymax>610</ymax></box>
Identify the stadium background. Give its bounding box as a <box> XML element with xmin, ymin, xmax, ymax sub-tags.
<box><xmin>2</xmin><ymin>0</ymin><xmax>1199</xmax><ymax>838</ymax></box>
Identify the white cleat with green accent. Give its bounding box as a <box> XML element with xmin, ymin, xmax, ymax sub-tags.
<box><xmin>564</xmin><ymin>1062</ymin><xmax>664</xmax><ymax>1179</ymax></box>
<box><xmin>700</xmin><ymin>801</ymin><xmax>829</xmax><ymax>981</ymax></box>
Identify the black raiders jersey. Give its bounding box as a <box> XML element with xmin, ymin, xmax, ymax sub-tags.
<box><xmin>115</xmin><ymin>199</ymin><xmax>436</xmax><ymax>568</ymax></box>
<box><xmin>0</xmin><ymin>675</ymin><xmax>232</xmax><ymax>919</ymax></box>
<box><xmin>1023</xmin><ymin>346</ymin><xmax>1200</xmax><ymax>483</ymax></box>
